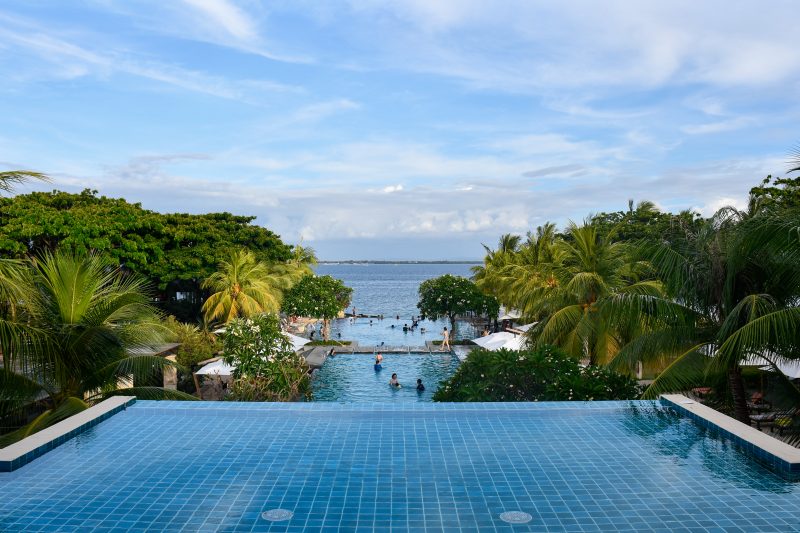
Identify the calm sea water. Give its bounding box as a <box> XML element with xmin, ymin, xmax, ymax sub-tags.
<box><xmin>312</xmin><ymin>263</ymin><xmax>478</xmax><ymax>346</ymax></box>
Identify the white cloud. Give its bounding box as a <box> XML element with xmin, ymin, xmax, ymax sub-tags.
<box><xmin>382</xmin><ymin>184</ymin><xmax>403</xmax><ymax>193</ymax></box>
<box><xmin>291</xmin><ymin>99</ymin><xmax>361</xmax><ymax>123</ymax></box>
<box><xmin>181</xmin><ymin>0</ymin><xmax>257</xmax><ymax>41</ymax></box>
<box><xmin>681</xmin><ymin>116</ymin><xmax>754</xmax><ymax>135</ymax></box>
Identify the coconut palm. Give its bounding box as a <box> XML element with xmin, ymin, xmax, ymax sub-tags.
<box><xmin>606</xmin><ymin>207</ymin><xmax>800</xmax><ymax>422</ymax></box>
<box><xmin>524</xmin><ymin>220</ymin><xmax>660</xmax><ymax>365</ymax></box>
<box><xmin>0</xmin><ymin>170</ymin><xmax>49</xmax><ymax>194</ymax></box>
<box><xmin>0</xmin><ymin>251</ymin><xmax>189</xmax><ymax>446</ymax></box>
<box><xmin>201</xmin><ymin>249</ymin><xmax>291</xmax><ymax>323</ymax></box>
<box><xmin>789</xmin><ymin>145</ymin><xmax>800</xmax><ymax>174</ymax></box>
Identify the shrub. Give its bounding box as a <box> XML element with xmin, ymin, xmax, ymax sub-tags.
<box><xmin>164</xmin><ymin>316</ymin><xmax>216</xmax><ymax>367</ymax></box>
<box><xmin>433</xmin><ymin>345</ymin><xmax>641</xmax><ymax>402</ymax></box>
<box><xmin>222</xmin><ymin>314</ymin><xmax>311</xmax><ymax>401</ymax></box>
<box><xmin>306</xmin><ymin>340</ymin><xmax>352</xmax><ymax>346</ymax></box>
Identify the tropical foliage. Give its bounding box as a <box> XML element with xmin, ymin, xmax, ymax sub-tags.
<box><xmin>434</xmin><ymin>346</ymin><xmax>641</xmax><ymax>402</ymax></box>
<box><xmin>417</xmin><ymin>274</ymin><xmax>499</xmax><ymax>332</ymax></box>
<box><xmin>222</xmin><ymin>314</ymin><xmax>311</xmax><ymax>401</ymax></box>
<box><xmin>281</xmin><ymin>275</ymin><xmax>353</xmax><ymax>340</ymax></box>
<box><xmin>0</xmin><ymin>251</ymin><xmax>194</xmax><ymax>446</ymax></box>
<box><xmin>475</xmin><ymin>174</ymin><xmax>800</xmax><ymax>422</ymax></box>
<box><xmin>0</xmin><ymin>189</ymin><xmax>293</xmax><ymax>321</ymax></box>
<box><xmin>201</xmin><ymin>249</ymin><xmax>295</xmax><ymax>324</ymax></box>
<box><xmin>605</xmin><ymin>205</ymin><xmax>800</xmax><ymax>422</ymax></box>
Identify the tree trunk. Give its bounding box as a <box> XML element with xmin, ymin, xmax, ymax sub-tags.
<box><xmin>449</xmin><ymin>315</ymin><xmax>456</xmax><ymax>335</ymax></box>
<box><xmin>728</xmin><ymin>365</ymin><xmax>750</xmax><ymax>424</ymax></box>
<box><xmin>322</xmin><ymin>319</ymin><xmax>330</xmax><ymax>341</ymax></box>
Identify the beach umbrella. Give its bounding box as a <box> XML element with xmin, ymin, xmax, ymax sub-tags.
<box><xmin>472</xmin><ymin>331</ymin><xmax>517</xmax><ymax>351</ymax></box>
<box><xmin>502</xmin><ymin>335</ymin><xmax>526</xmax><ymax>351</ymax></box>
<box><xmin>743</xmin><ymin>355</ymin><xmax>800</xmax><ymax>379</ymax></box>
<box><xmin>195</xmin><ymin>359</ymin><xmax>235</xmax><ymax>376</ymax></box>
<box><xmin>212</xmin><ymin>328</ymin><xmax>310</xmax><ymax>352</ymax></box>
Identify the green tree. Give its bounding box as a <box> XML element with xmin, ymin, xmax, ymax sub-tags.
<box><xmin>417</xmin><ymin>274</ymin><xmax>498</xmax><ymax>333</ymax></box>
<box><xmin>0</xmin><ymin>189</ymin><xmax>293</xmax><ymax>321</ymax></box>
<box><xmin>222</xmin><ymin>314</ymin><xmax>311</xmax><ymax>401</ymax></box>
<box><xmin>0</xmin><ymin>251</ymin><xmax>193</xmax><ymax>446</ymax></box>
<box><xmin>201</xmin><ymin>249</ymin><xmax>292</xmax><ymax>324</ymax></box>
<box><xmin>522</xmin><ymin>220</ymin><xmax>660</xmax><ymax>365</ymax></box>
<box><xmin>282</xmin><ymin>275</ymin><xmax>353</xmax><ymax>340</ymax></box>
<box><xmin>749</xmin><ymin>175</ymin><xmax>800</xmax><ymax>212</ymax></box>
<box><xmin>606</xmin><ymin>207</ymin><xmax>800</xmax><ymax>422</ymax></box>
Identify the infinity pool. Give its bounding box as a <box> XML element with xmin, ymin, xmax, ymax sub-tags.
<box><xmin>2</xmin><ymin>401</ymin><xmax>799</xmax><ymax>532</ymax></box>
<box><xmin>312</xmin><ymin>352</ymin><xmax>460</xmax><ymax>402</ymax></box>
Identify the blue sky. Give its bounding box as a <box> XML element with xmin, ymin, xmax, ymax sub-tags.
<box><xmin>1</xmin><ymin>1</ymin><xmax>799</xmax><ymax>260</ymax></box>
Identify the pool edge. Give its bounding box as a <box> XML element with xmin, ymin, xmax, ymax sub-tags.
<box><xmin>660</xmin><ymin>394</ymin><xmax>800</xmax><ymax>480</ymax></box>
<box><xmin>0</xmin><ymin>396</ymin><xmax>136</xmax><ymax>472</ymax></box>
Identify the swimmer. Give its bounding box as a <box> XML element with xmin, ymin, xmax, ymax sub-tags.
<box><xmin>389</xmin><ymin>373</ymin><xmax>401</xmax><ymax>388</ymax></box>
<box><xmin>374</xmin><ymin>353</ymin><xmax>383</xmax><ymax>371</ymax></box>
<box><xmin>416</xmin><ymin>379</ymin><xmax>425</xmax><ymax>392</ymax></box>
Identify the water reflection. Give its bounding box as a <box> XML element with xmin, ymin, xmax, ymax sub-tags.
<box><xmin>623</xmin><ymin>403</ymin><xmax>794</xmax><ymax>492</ymax></box>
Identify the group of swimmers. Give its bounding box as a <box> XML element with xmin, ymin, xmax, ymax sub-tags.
<box><xmin>373</xmin><ymin>353</ymin><xmax>425</xmax><ymax>391</ymax></box>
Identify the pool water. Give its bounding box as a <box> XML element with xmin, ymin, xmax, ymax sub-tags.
<box><xmin>325</xmin><ymin>316</ymin><xmax>479</xmax><ymax>348</ymax></box>
<box><xmin>312</xmin><ymin>352</ymin><xmax>460</xmax><ymax>402</ymax></box>
<box><xmin>2</xmin><ymin>401</ymin><xmax>799</xmax><ymax>532</ymax></box>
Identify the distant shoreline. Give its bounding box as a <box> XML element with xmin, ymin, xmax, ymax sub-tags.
<box><xmin>317</xmin><ymin>260</ymin><xmax>482</xmax><ymax>265</ymax></box>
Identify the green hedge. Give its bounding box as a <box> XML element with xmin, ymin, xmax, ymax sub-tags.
<box><xmin>434</xmin><ymin>345</ymin><xmax>642</xmax><ymax>402</ymax></box>
<box><xmin>306</xmin><ymin>340</ymin><xmax>353</xmax><ymax>346</ymax></box>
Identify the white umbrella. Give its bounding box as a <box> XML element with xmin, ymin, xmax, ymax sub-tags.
<box><xmin>497</xmin><ymin>306</ymin><xmax>521</xmax><ymax>321</ymax></box>
<box><xmin>743</xmin><ymin>355</ymin><xmax>800</xmax><ymax>379</ymax></box>
<box><xmin>285</xmin><ymin>332</ymin><xmax>311</xmax><ymax>352</ymax></box>
<box><xmin>211</xmin><ymin>328</ymin><xmax>310</xmax><ymax>352</ymax></box>
<box><xmin>472</xmin><ymin>331</ymin><xmax>517</xmax><ymax>351</ymax></box>
<box><xmin>195</xmin><ymin>359</ymin><xmax>235</xmax><ymax>376</ymax></box>
<box><xmin>502</xmin><ymin>335</ymin><xmax>526</xmax><ymax>351</ymax></box>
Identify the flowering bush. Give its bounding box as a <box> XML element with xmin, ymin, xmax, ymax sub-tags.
<box><xmin>222</xmin><ymin>314</ymin><xmax>311</xmax><ymax>401</ymax></box>
<box><xmin>433</xmin><ymin>345</ymin><xmax>641</xmax><ymax>402</ymax></box>
<box><xmin>281</xmin><ymin>275</ymin><xmax>352</xmax><ymax>340</ymax></box>
<box><xmin>417</xmin><ymin>275</ymin><xmax>499</xmax><ymax>330</ymax></box>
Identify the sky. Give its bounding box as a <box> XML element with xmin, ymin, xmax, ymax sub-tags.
<box><xmin>1</xmin><ymin>1</ymin><xmax>799</xmax><ymax>260</ymax></box>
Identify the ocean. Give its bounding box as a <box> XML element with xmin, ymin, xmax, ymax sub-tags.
<box><xmin>311</xmin><ymin>263</ymin><xmax>478</xmax><ymax>346</ymax></box>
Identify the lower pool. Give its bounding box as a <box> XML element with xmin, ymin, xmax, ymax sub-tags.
<box><xmin>311</xmin><ymin>352</ymin><xmax>460</xmax><ymax>402</ymax></box>
<box><xmin>1</xmin><ymin>401</ymin><xmax>799</xmax><ymax>532</ymax></box>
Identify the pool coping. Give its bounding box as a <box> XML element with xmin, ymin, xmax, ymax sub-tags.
<box><xmin>0</xmin><ymin>396</ymin><xmax>135</xmax><ymax>472</ymax></box>
<box><xmin>661</xmin><ymin>394</ymin><xmax>800</xmax><ymax>479</ymax></box>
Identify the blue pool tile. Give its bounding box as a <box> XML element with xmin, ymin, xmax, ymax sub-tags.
<box><xmin>1</xmin><ymin>400</ymin><xmax>800</xmax><ymax>531</ymax></box>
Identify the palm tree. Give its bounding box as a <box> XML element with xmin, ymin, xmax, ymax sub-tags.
<box><xmin>789</xmin><ymin>145</ymin><xmax>800</xmax><ymax>174</ymax></box>
<box><xmin>524</xmin><ymin>220</ymin><xmax>660</xmax><ymax>365</ymax></box>
<box><xmin>0</xmin><ymin>251</ymin><xmax>189</xmax><ymax>446</ymax></box>
<box><xmin>606</xmin><ymin>207</ymin><xmax>800</xmax><ymax>423</ymax></box>
<box><xmin>201</xmin><ymin>249</ymin><xmax>291</xmax><ymax>323</ymax></box>
<box><xmin>0</xmin><ymin>170</ymin><xmax>49</xmax><ymax>194</ymax></box>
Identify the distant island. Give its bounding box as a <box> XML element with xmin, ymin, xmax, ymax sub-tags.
<box><xmin>318</xmin><ymin>260</ymin><xmax>482</xmax><ymax>264</ymax></box>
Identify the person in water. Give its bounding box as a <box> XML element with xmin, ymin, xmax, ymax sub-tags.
<box><xmin>389</xmin><ymin>373</ymin><xmax>400</xmax><ymax>388</ymax></box>
<box><xmin>403</xmin><ymin>324</ymin><xmax>409</xmax><ymax>332</ymax></box>
<box><xmin>441</xmin><ymin>326</ymin><xmax>450</xmax><ymax>351</ymax></box>
<box><xmin>416</xmin><ymin>379</ymin><xmax>425</xmax><ymax>392</ymax></box>
<box><xmin>374</xmin><ymin>353</ymin><xmax>383</xmax><ymax>371</ymax></box>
